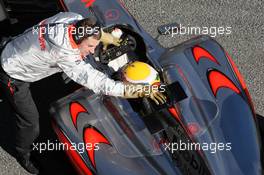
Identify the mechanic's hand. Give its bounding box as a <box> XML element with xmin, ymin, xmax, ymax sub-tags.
<box><xmin>100</xmin><ymin>29</ymin><xmax>122</xmax><ymax>50</ymax></box>
<box><xmin>124</xmin><ymin>84</ymin><xmax>167</xmax><ymax>105</ymax></box>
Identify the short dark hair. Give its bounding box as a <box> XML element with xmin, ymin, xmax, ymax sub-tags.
<box><xmin>73</xmin><ymin>17</ymin><xmax>101</xmax><ymax>44</ymax></box>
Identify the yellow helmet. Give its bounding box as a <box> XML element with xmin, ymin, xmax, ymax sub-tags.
<box><xmin>122</xmin><ymin>61</ymin><xmax>160</xmax><ymax>85</ymax></box>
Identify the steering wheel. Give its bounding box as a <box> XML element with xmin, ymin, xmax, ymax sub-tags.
<box><xmin>98</xmin><ymin>34</ymin><xmax>137</xmax><ymax>64</ymax></box>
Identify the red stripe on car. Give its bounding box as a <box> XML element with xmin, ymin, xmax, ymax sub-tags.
<box><xmin>83</xmin><ymin>127</ymin><xmax>110</xmax><ymax>169</ymax></box>
<box><xmin>193</xmin><ymin>46</ymin><xmax>219</xmax><ymax>64</ymax></box>
<box><xmin>70</xmin><ymin>102</ymin><xmax>88</xmax><ymax>128</ymax></box>
<box><xmin>81</xmin><ymin>0</ymin><xmax>96</xmax><ymax>7</ymax></box>
<box><xmin>208</xmin><ymin>70</ymin><xmax>240</xmax><ymax>96</ymax></box>
<box><xmin>52</xmin><ymin>122</ymin><xmax>94</xmax><ymax>175</ymax></box>
<box><xmin>168</xmin><ymin>107</ymin><xmax>181</xmax><ymax>121</ymax></box>
<box><xmin>59</xmin><ymin>0</ymin><xmax>68</xmax><ymax>11</ymax></box>
<box><xmin>226</xmin><ymin>52</ymin><xmax>255</xmax><ymax>114</ymax></box>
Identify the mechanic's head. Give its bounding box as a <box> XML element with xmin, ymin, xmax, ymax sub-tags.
<box><xmin>78</xmin><ymin>35</ymin><xmax>100</xmax><ymax>56</ymax></box>
<box><xmin>73</xmin><ymin>17</ymin><xmax>101</xmax><ymax>55</ymax></box>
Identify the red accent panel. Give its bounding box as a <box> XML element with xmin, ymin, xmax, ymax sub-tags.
<box><xmin>83</xmin><ymin>127</ymin><xmax>110</xmax><ymax>169</ymax></box>
<box><xmin>104</xmin><ymin>9</ymin><xmax>120</xmax><ymax>21</ymax></box>
<box><xmin>208</xmin><ymin>70</ymin><xmax>240</xmax><ymax>96</ymax></box>
<box><xmin>59</xmin><ymin>0</ymin><xmax>68</xmax><ymax>11</ymax></box>
<box><xmin>168</xmin><ymin>107</ymin><xmax>180</xmax><ymax>121</ymax></box>
<box><xmin>81</xmin><ymin>0</ymin><xmax>96</xmax><ymax>7</ymax></box>
<box><xmin>52</xmin><ymin>122</ymin><xmax>93</xmax><ymax>175</ymax></box>
<box><xmin>70</xmin><ymin>102</ymin><xmax>88</xmax><ymax>128</ymax></box>
<box><xmin>193</xmin><ymin>46</ymin><xmax>219</xmax><ymax>64</ymax></box>
<box><xmin>187</xmin><ymin>123</ymin><xmax>201</xmax><ymax>135</ymax></box>
<box><xmin>86</xmin><ymin>0</ymin><xmax>96</xmax><ymax>7</ymax></box>
<box><xmin>244</xmin><ymin>88</ymin><xmax>255</xmax><ymax>115</ymax></box>
<box><xmin>226</xmin><ymin>52</ymin><xmax>255</xmax><ymax>114</ymax></box>
<box><xmin>226</xmin><ymin>52</ymin><xmax>247</xmax><ymax>91</ymax></box>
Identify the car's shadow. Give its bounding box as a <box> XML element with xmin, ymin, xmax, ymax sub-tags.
<box><xmin>0</xmin><ymin>74</ymin><xmax>79</xmax><ymax>175</ymax></box>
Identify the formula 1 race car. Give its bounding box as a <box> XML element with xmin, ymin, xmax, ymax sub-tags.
<box><xmin>41</xmin><ymin>0</ymin><xmax>262</xmax><ymax>175</ymax></box>
<box><xmin>0</xmin><ymin>0</ymin><xmax>263</xmax><ymax>175</ymax></box>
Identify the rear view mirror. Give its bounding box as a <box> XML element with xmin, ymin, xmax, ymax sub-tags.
<box><xmin>157</xmin><ymin>22</ymin><xmax>180</xmax><ymax>35</ymax></box>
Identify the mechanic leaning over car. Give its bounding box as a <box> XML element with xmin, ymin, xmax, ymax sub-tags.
<box><xmin>0</xmin><ymin>12</ymin><xmax>166</xmax><ymax>174</ymax></box>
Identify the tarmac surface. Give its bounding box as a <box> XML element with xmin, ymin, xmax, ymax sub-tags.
<box><xmin>0</xmin><ymin>0</ymin><xmax>263</xmax><ymax>174</ymax></box>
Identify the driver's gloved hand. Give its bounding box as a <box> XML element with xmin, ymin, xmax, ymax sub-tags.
<box><xmin>100</xmin><ymin>29</ymin><xmax>122</xmax><ymax>50</ymax></box>
<box><xmin>123</xmin><ymin>83</ymin><xmax>167</xmax><ymax>105</ymax></box>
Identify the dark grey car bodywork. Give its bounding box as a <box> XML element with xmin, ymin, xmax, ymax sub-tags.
<box><xmin>50</xmin><ymin>0</ymin><xmax>262</xmax><ymax>175</ymax></box>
